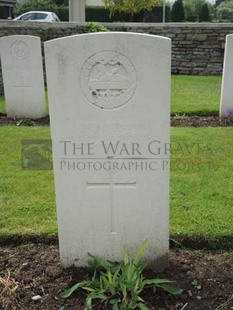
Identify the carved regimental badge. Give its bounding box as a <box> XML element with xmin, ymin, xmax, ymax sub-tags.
<box><xmin>10</xmin><ymin>40</ymin><xmax>29</xmax><ymax>59</ymax></box>
<box><xmin>80</xmin><ymin>51</ymin><xmax>137</xmax><ymax>109</ymax></box>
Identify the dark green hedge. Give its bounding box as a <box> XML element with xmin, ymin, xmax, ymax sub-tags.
<box><xmin>57</xmin><ymin>5</ymin><xmax>69</xmax><ymax>21</ymax></box>
<box><xmin>14</xmin><ymin>4</ymin><xmax>170</xmax><ymax>22</ymax></box>
<box><xmin>86</xmin><ymin>6</ymin><xmax>170</xmax><ymax>23</ymax></box>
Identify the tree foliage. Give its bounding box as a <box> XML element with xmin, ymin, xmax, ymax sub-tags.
<box><xmin>171</xmin><ymin>0</ymin><xmax>185</xmax><ymax>22</ymax></box>
<box><xmin>101</xmin><ymin>0</ymin><xmax>161</xmax><ymax>15</ymax></box>
<box><xmin>199</xmin><ymin>3</ymin><xmax>210</xmax><ymax>21</ymax></box>
<box><xmin>216</xmin><ymin>0</ymin><xmax>233</xmax><ymax>20</ymax></box>
<box><xmin>215</xmin><ymin>0</ymin><xmax>225</xmax><ymax>7</ymax></box>
<box><xmin>183</xmin><ymin>0</ymin><xmax>213</xmax><ymax>21</ymax></box>
<box><xmin>14</xmin><ymin>0</ymin><xmax>57</xmax><ymax>16</ymax></box>
<box><xmin>54</xmin><ymin>0</ymin><xmax>68</xmax><ymax>5</ymax></box>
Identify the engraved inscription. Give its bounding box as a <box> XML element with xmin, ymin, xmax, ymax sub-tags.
<box><xmin>10</xmin><ymin>40</ymin><xmax>29</xmax><ymax>59</ymax></box>
<box><xmin>80</xmin><ymin>51</ymin><xmax>137</xmax><ymax>110</ymax></box>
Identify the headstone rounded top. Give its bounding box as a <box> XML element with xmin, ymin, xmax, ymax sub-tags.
<box><xmin>80</xmin><ymin>50</ymin><xmax>137</xmax><ymax>110</ymax></box>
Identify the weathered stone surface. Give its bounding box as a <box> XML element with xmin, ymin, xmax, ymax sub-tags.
<box><xmin>210</xmin><ymin>56</ymin><xmax>223</xmax><ymax>63</ymax></box>
<box><xmin>220</xmin><ymin>34</ymin><xmax>233</xmax><ymax>117</ymax></box>
<box><xmin>186</xmin><ymin>34</ymin><xmax>207</xmax><ymax>41</ymax></box>
<box><xmin>0</xmin><ymin>35</ymin><xmax>46</xmax><ymax>118</ymax></box>
<box><xmin>45</xmin><ymin>32</ymin><xmax>171</xmax><ymax>269</ymax></box>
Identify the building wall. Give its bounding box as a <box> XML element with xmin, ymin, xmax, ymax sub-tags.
<box><xmin>0</xmin><ymin>0</ymin><xmax>16</xmax><ymax>18</ymax></box>
<box><xmin>0</xmin><ymin>21</ymin><xmax>233</xmax><ymax>95</ymax></box>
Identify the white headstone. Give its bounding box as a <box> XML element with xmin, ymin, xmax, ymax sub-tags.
<box><xmin>220</xmin><ymin>34</ymin><xmax>233</xmax><ymax>118</ymax></box>
<box><xmin>45</xmin><ymin>33</ymin><xmax>171</xmax><ymax>270</ymax></box>
<box><xmin>0</xmin><ymin>35</ymin><xmax>46</xmax><ymax>118</ymax></box>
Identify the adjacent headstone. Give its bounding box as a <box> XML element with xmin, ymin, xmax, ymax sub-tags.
<box><xmin>45</xmin><ymin>33</ymin><xmax>171</xmax><ymax>269</ymax></box>
<box><xmin>69</xmin><ymin>0</ymin><xmax>86</xmax><ymax>22</ymax></box>
<box><xmin>220</xmin><ymin>34</ymin><xmax>233</xmax><ymax>118</ymax></box>
<box><xmin>0</xmin><ymin>35</ymin><xmax>46</xmax><ymax>118</ymax></box>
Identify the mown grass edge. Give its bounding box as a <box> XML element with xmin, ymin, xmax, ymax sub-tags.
<box><xmin>0</xmin><ymin>234</ymin><xmax>232</xmax><ymax>251</ymax></box>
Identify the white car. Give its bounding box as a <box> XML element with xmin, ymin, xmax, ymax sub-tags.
<box><xmin>13</xmin><ymin>11</ymin><xmax>60</xmax><ymax>22</ymax></box>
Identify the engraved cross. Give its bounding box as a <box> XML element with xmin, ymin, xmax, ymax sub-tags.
<box><xmin>15</xmin><ymin>72</ymin><xmax>31</xmax><ymax>88</ymax></box>
<box><xmin>87</xmin><ymin>157</ymin><xmax>136</xmax><ymax>234</ymax></box>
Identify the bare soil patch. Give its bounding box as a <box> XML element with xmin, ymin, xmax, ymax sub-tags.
<box><xmin>1</xmin><ymin>113</ymin><xmax>233</xmax><ymax>127</ymax></box>
<box><xmin>0</xmin><ymin>243</ymin><xmax>232</xmax><ymax>310</ymax></box>
<box><xmin>0</xmin><ymin>114</ymin><xmax>50</xmax><ymax>126</ymax></box>
<box><xmin>171</xmin><ymin>115</ymin><xmax>233</xmax><ymax>127</ymax></box>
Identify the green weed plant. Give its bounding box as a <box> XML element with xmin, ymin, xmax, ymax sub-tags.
<box><xmin>84</xmin><ymin>22</ymin><xmax>109</xmax><ymax>33</ymax></box>
<box><xmin>60</xmin><ymin>240</ymin><xmax>182</xmax><ymax>309</ymax></box>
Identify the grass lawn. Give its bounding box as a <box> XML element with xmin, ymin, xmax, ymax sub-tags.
<box><xmin>0</xmin><ymin>75</ymin><xmax>222</xmax><ymax>115</ymax></box>
<box><xmin>0</xmin><ymin>127</ymin><xmax>56</xmax><ymax>235</ymax></box>
<box><xmin>0</xmin><ymin>95</ymin><xmax>4</xmax><ymax>113</ymax></box>
<box><xmin>171</xmin><ymin>75</ymin><xmax>221</xmax><ymax>115</ymax></box>
<box><xmin>170</xmin><ymin>127</ymin><xmax>233</xmax><ymax>242</ymax></box>
<box><xmin>0</xmin><ymin>126</ymin><xmax>232</xmax><ymax>245</ymax></box>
